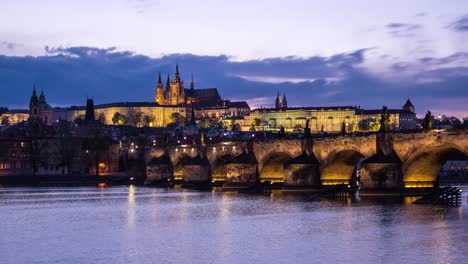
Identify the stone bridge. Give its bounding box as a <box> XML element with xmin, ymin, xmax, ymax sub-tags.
<box><xmin>146</xmin><ymin>131</ymin><xmax>467</xmax><ymax>189</ymax></box>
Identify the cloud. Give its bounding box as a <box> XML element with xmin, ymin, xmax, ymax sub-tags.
<box><xmin>0</xmin><ymin>41</ymin><xmax>19</xmax><ymax>50</ymax></box>
<box><xmin>128</xmin><ymin>0</ymin><xmax>154</xmax><ymax>14</ymax></box>
<box><xmin>386</xmin><ymin>23</ymin><xmax>422</xmax><ymax>38</ymax></box>
<box><xmin>0</xmin><ymin>46</ymin><xmax>466</xmax><ymax>118</ymax></box>
<box><xmin>449</xmin><ymin>14</ymin><xmax>468</xmax><ymax>31</ymax></box>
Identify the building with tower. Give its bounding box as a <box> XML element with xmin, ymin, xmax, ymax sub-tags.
<box><xmin>275</xmin><ymin>92</ymin><xmax>288</xmax><ymax>109</ymax></box>
<box><xmin>29</xmin><ymin>87</ymin><xmax>53</xmax><ymax>125</ymax></box>
<box><xmin>155</xmin><ymin>64</ymin><xmax>222</xmax><ymax>106</ymax></box>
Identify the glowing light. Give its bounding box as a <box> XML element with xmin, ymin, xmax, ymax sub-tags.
<box><xmin>98</xmin><ymin>183</ymin><xmax>107</xmax><ymax>188</ymax></box>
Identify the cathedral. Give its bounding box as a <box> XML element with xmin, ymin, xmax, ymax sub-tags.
<box><xmin>155</xmin><ymin>64</ymin><xmax>220</xmax><ymax>106</ymax></box>
<box><xmin>275</xmin><ymin>92</ymin><xmax>288</xmax><ymax>109</ymax></box>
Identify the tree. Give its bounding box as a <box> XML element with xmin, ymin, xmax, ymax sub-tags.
<box><xmin>230</xmin><ymin>120</ymin><xmax>240</xmax><ymax>132</ymax></box>
<box><xmin>168</xmin><ymin>112</ymin><xmax>185</xmax><ymax>128</ymax></box>
<box><xmin>112</xmin><ymin>112</ymin><xmax>126</xmax><ymax>125</ymax></box>
<box><xmin>98</xmin><ymin>112</ymin><xmax>106</xmax><ymax>124</ymax></box>
<box><xmin>358</xmin><ymin>119</ymin><xmax>371</xmax><ymax>131</ymax></box>
<box><xmin>143</xmin><ymin>114</ymin><xmax>155</xmax><ymax>127</ymax></box>
<box><xmin>1</xmin><ymin>116</ymin><xmax>10</xmax><ymax>126</ymax></box>
<box><xmin>126</xmin><ymin>108</ymin><xmax>143</xmax><ymax>127</ymax></box>
<box><xmin>0</xmin><ymin>106</ymin><xmax>8</xmax><ymax>115</ymax></box>
<box><xmin>250</xmin><ymin>123</ymin><xmax>256</xmax><ymax>131</ymax></box>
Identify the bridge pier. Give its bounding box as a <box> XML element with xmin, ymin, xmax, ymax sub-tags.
<box><xmin>223</xmin><ymin>150</ymin><xmax>258</xmax><ymax>189</ymax></box>
<box><xmin>283</xmin><ymin>152</ymin><xmax>320</xmax><ymax>188</ymax></box>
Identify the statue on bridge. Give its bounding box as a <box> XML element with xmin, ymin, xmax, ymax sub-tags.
<box><xmin>379</xmin><ymin>106</ymin><xmax>391</xmax><ymax>133</ymax></box>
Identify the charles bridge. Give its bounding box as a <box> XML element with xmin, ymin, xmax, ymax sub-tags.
<box><xmin>145</xmin><ymin>131</ymin><xmax>467</xmax><ymax>189</ymax></box>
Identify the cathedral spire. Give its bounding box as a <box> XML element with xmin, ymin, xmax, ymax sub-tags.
<box><xmin>39</xmin><ymin>88</ymin><xmax>46</xmax><ymax>103</ymax></box>
<box><xmin>30</xmin><ymin>85</ymin><xmax>38</xmax><ymax>104</ymax></box>
<box><xmin>190</xmin><ymin>72</ymin><xmax>194</xmax><ymax>89</ymax></box>
<box><xmin>275</xmin><ymin>91</ymin><xmax>281</xmax><ymax>109</ymax></box>
<box><xmin>282</xmin><ymin>92</ymin><xmax>287</xmax><ymax>109</ymax></box>
<box><xmin>166</xmin><ymin>74</ymin><xmax>170</xmax><ymax>91</ymax></box>
<box><xmin>158</xmin><ymin>72</ymin><xmax>162</xmax><ymax>84</ymax></box>
<box><xmin>174</xmin><ymin>64</ymin><xmax>180</xmax><ymax>81</ymax></box>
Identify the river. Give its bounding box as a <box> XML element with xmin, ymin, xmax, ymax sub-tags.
<box><xmin>1</xmin><ymin>186</ymin><xmax>467</xmax><ymax>264</ymax></box>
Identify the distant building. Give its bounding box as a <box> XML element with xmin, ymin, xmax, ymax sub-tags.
<box><xmin>155</xmin><ymin>64</ymin><xmax>222</xmax><ymax>106</ymax></box>
<box><xmin>29</xmin><ymin>87</ymin><xmax>53</xmax><ymax>125</ymax></box>
<box><xmin>275</xmin><ymin>92</ymin><xmax>288</xmax><ymax>109</ymax></box>
<box><xmin>356</xmin><ymin>99</ymin><xmax>417</xmax><ymax>131</ymax></box>
<box><xmin>0</xmin><ymin>109</ymin><xmax>29</xmax><ymax>125</ymax></box>
<box><xmin>244</xmin><ymin>105</ymin><xmax>357</xmax><ymax>133</ymax></box>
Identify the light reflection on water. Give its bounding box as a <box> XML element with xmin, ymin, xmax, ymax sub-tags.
<box><xmin>0</xmin><ymin>186</ymin><xmax>467</xmax><ymax>264</ymax></box>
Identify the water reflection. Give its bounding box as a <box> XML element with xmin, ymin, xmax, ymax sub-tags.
<box><xmin>0</xmin><ymin>187</ymin><xmax>467</xmax><ymax>264</ymax></box>
<box><xmin>127</xmin><ymin>185</ymin><xmax>136</xmax><ymax>226</ymax></box>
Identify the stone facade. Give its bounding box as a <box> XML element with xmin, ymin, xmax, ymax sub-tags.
<box><xmin>54</xmin><ymin>103</ymin><xmax>187</xmax><ymax>127</ymax></box>
<box><xmin>360</xmin><ymin>163</ymin><xmax>403</xmax><ymax>190</ymax></box>
<box><xmin>283</xmin><ymin>152</ymin><xmax>320</xmax><ymax>187</ymax></box>
<box><xmin>181</xmin><ymin>155</ymin><xmax>211</xmax><ymax>183</ymax></box>
<box><xmin>145</xmin><ymin>154</ymin><xmax>173</xmax><ymax>184</ymax></box>
<box><xmin>224</xmin><ymin>151</ymin><xmax>258</xmax><ymax>187</ymax></box>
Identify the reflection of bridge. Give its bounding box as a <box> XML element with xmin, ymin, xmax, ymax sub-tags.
<box><xmin>147</xmin><ymin>132</ymin><xmax>467</xmax><ymax>189</ymax></box>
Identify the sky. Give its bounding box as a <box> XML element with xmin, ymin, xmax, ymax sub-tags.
<box><xmin>0</xmin><ymin>0</ymin><xmax>467</xmax><ymax>118</ymax></box>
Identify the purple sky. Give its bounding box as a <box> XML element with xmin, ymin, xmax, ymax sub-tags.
<box><xmin>0</xmin><ymin>0</ymin><xmax>467</xmax><ymax>118</ymax></box>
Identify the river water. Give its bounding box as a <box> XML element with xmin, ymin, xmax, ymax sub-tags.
<box><xmin>1</xmin><ymin>186</ymin><xmax>467</xmax><ymax>264</ymax></box>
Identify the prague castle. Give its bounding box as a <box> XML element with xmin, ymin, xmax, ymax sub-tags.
<box><xmin>0</xmin><ymin>64</ymin><xmax>418</xmax><ymax>132</ymax></box>
<box><xmin>241</xmin><ymin>94</ymin><xmax>417</xmax><ymax>132</ymax></box>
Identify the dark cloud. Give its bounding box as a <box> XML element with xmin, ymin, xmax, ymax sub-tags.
<box><xmin>0</xmin><ymin>46</ymin><xmax>466</xmax><ymax>117</ymax></box>
<box><xmin>386</xmin><ymin>23</ymin><xmax>422</xmax><ymax>38</ymax></box>
<box><xmin>0</xmin><ymin>41</ymin><xmax>18</xmax><ymax>50</ymax></box>
<box><xmin>449</xmin><ymin>14</ymin><xmax>468</xmax><ymax>31</ymax></box>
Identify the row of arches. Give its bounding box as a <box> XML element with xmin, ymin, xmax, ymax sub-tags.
<box><xmin>167</xmin><ymin>144</ymin><xmax>466</xmax><ymax>188</ymax></box>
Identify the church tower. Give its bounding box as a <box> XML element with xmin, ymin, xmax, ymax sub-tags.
<box><xmin>169</xmin><ymin>64</ymin><xmax>185</xmax><ymax>105</ymax></box>
<box><xmin>275</xmin><ymin>92</ymin><xmax>282</xmax><ymax>109</ymax></box>
<box><xmin>403</xmin><ymin>99</ymin><xmax>415</xmax><ymax>113</ymax></box>
<box><xmin>29</xmin><ymin>86</ymin><xmax>39</xmax><ymax>118</ymax></box>
<box><xmin>282</xmin><ymin>92</ymin><xmax>288</xmax><ymax>109</ymax></box>
<box><xmin>155</xmin><ymin>72</ymin><xmax>165</xmax><ymax>104</ymax></box>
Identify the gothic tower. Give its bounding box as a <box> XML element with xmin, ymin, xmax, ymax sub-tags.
<box><xmin>403</xmin><ymin>98</ymin><xmax>415</xmax><ymax>113</ymax></box>
<box><xmin>169</xmin><ymin>64</ymin><xmax>185</xmax><ymax>105</ymax></box>
<box><xmin>282</xmin><ymin>92</ymin><xmax>288</xmax><ymax>109</ymax></box>
<box><xmin>275</xmin><ymin>92</ymin><xmax>282</xmax><ymax>109</ymax></box>
<box><xmin>29</xmin><ymin>86</ymin><xmax>39</xmax><ymax>117</ymax></box>
<box><xmin>155</xmin><ymin>72</ymin><xmax>165</xmax><ymax>104</ymax></box>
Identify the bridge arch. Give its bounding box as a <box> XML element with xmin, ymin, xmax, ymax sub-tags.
<box><xmin>259</xmin><ymin>152</ymin><xmax>293</xmax><ymax>183</ymax></box>
<box><xmin>321</xmin><ymin>149</ymin><xmax>366</xmax><ymax>185</ymax></box>
<box><xmin>403</xmin><ymin>143</ymin><xmax>467</xmax><ymax>188</ymax></box>
<box><xmin>172</xmin><ymin>153</ymin><xmax>191</xmax><ymax>181</ymax></box>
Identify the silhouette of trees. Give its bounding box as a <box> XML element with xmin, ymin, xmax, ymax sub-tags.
<box><xmin>168</xmin><ymin>112</ymin><xmax>185</xmax><ymax>128</ymax></box>
<box><xmin>1</xmin><ymin>116</ymin><xmax>10</xmax><ymax>126</ymax></box>
<box><xmin>112</xmin><ymin>112</ymin><xmax>126</xmax><ymax>125</ymax></box>
<box><xmin>142</xmin><ymin>114</ymin><xmax>155</xmax><ymax>127</ymax></box>
<box><xmin>126</xmin><ymin>108</ymin><xmax>143</xmax><ymax>127</ymax></box>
